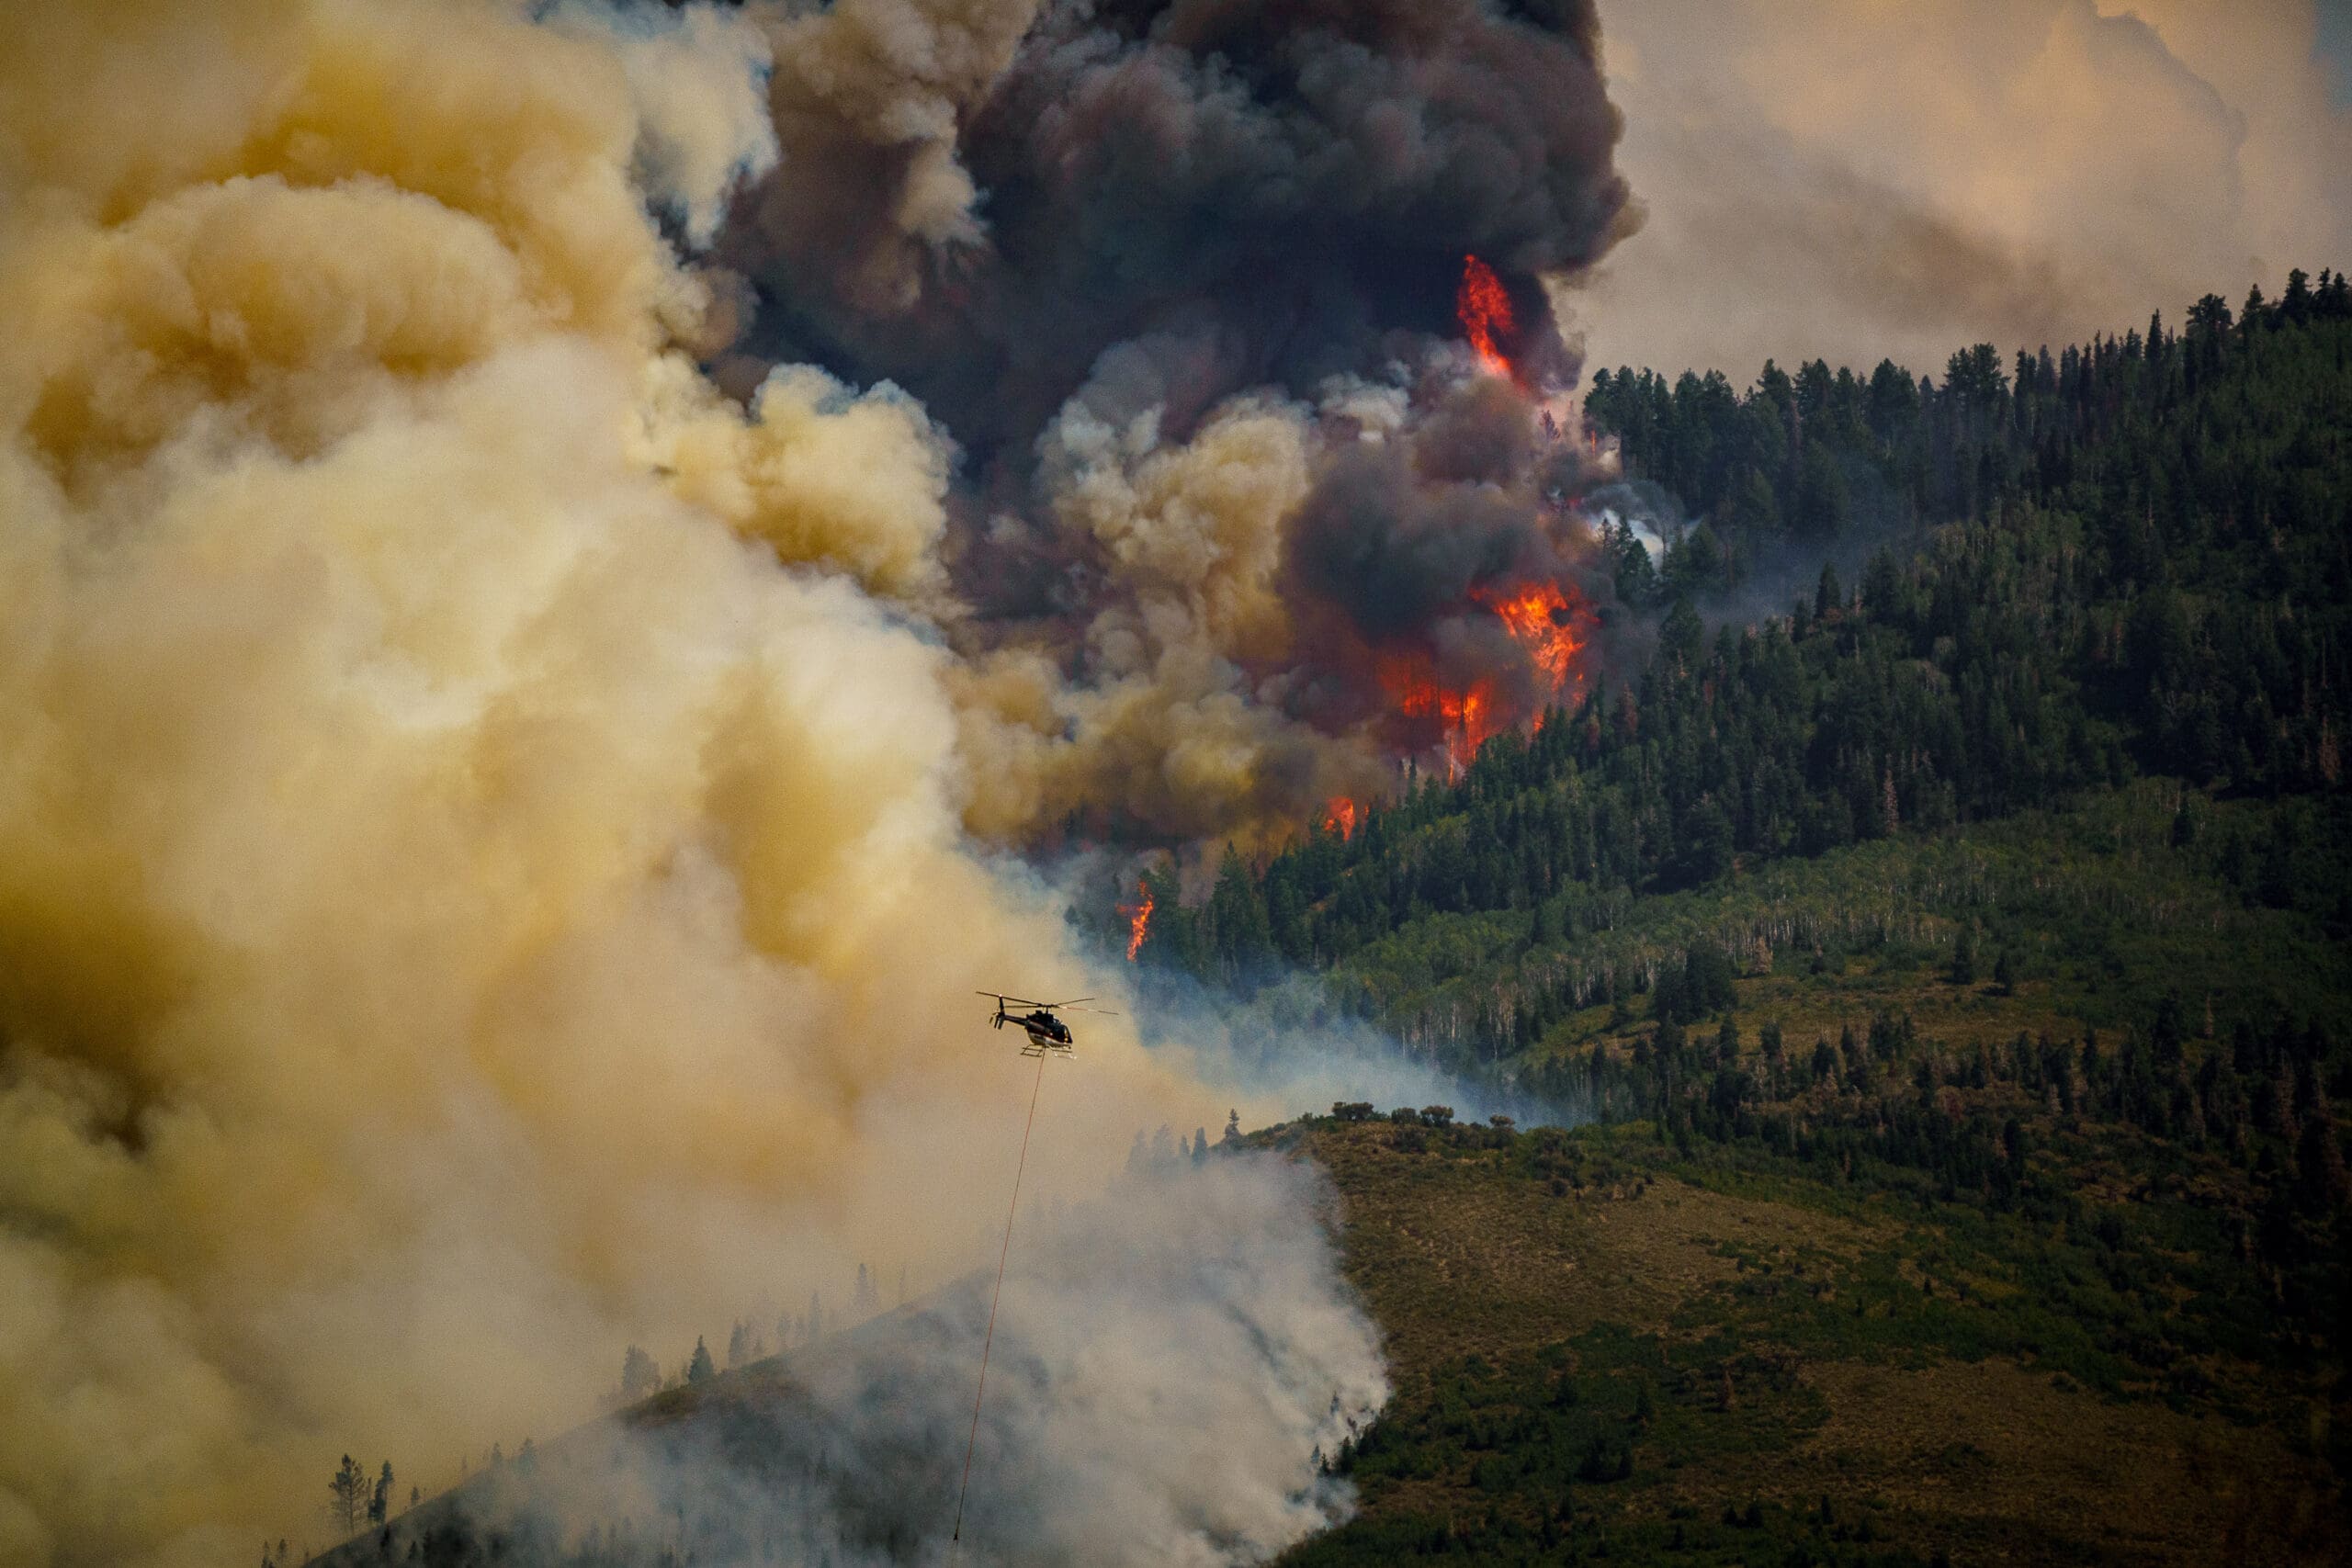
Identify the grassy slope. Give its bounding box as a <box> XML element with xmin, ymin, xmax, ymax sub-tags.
<box><xmin>1270</xmin><ymin>1112</ymin><xmax>2340</xmax><ymax>1566</ymax></box>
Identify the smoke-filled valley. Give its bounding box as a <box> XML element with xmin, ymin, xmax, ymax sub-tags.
<box><xmin>2</xmin><ymin>2</ymin><xmax>2348</xmax><ymax>1566</ymax></box>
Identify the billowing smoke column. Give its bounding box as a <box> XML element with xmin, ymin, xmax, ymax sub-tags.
<box><xmin>0</xmin><ymin>0</ymin><xmax>1632</xmax><ymax>1561</ymax></box>
<box><xmin>0</xmin><ymin>2</ymin><xmax>1454</xmax><ymax>1563</ymax></box>
<box><xmin>713</xmin><ymin>0</ymin><xmax>1639</xmax><ymax>841</ymax></box>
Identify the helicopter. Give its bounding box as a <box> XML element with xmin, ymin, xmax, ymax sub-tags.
<box><xmin>978</xmin><ymin>993</ymin><xmax>1117</xmax><ymax>1056</ymax></box>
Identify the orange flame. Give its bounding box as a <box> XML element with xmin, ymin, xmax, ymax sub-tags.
<box><xmin>1322</xmin><ymin>797</ymin><xmax>1359</xmax><ymax>840</ymax></box>
<box><xmin>1471</xmin><ymin>581</ymin><xmax>1589</xmax><ymax>695</ymax></box>
<box><xmin>1122</xmin><ymin>879</ymin><xmax>1154</xmax><ymax>962</ymax></box>
<box><xmin>1458</xmin><ymin>255</ymin><xmax>1516</xmax><ymax>378</ymax></box>
<box><xmin>1373</xmin><ymin>581</ymin><xmax>1589</xmax><ymax>779</ymax></box>
<box><xmin>1382</xmin><ymin>654</ymin><xmax>1499</xmax><ymax>780</ymax></box>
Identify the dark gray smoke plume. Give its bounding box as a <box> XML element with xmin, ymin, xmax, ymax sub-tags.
<box><xmin>723</xmin><ymin>0</ymin><xmax>1634</xmax><ymax>456</ymax></box>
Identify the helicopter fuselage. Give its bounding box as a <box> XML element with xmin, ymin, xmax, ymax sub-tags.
<box><xmin>1017</xmin><ymin>1010</ymin><xmax>1072</xmax><ymax>1045</ymax></box>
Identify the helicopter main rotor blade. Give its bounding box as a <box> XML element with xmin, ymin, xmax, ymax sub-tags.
<box><xmin>976</xmin><ymin>991</ymin><xmax>1053</xmax><ymax>1009</ymax></box>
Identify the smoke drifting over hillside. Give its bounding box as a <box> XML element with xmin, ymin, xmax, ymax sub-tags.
<box><xmin>0</xmin><ymin>1</ymin><xmax>1626</xmax><ymax>1562</ymax></box>
<box><xmin>319</xmin><ymin>1157</ymin><xmax>1385</xmax><ymax>1566</ymax></box>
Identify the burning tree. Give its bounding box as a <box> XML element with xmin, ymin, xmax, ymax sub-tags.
<box><xmin>1458</xmin><ymin>255</ymin><xmax>1519</xmax><ymax>379</ymax></box>
<box><xmin>1121</xmin><ymin>877</ymin><xmax>1155</xmax><ymax>961</ymax></box>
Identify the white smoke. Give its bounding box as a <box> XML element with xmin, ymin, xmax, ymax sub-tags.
<box><xmin>314</xmin><ymin>1155</ymin><xmax>1385</xmax><ymax>1567</ymax></box>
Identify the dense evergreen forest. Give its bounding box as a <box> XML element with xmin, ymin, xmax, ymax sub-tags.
<box><xmin>1135</xmin><ymin>270</ymin><xmax>2352</xmax><ymax>1000</ymax></box>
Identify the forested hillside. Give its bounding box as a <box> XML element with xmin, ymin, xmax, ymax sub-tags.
<box><xmin>1126</xmin><ymin>266</ymin><xmax>2352</xmax><ymax>1329</ymax></box>
<box><xmin>1584</xmin><ymin>268</ymin><xmax>2352</xmax><ymax>608</ymax></box>
<box><xmin>1136</xmin><ymin>274</ymin><xmax>2352</xmax><ymax>1010</ymax></box>
<box><xmin>1125</xmin><ymin>276</ymin><xmax>2352</xmax><ymax>1566</ymax></box>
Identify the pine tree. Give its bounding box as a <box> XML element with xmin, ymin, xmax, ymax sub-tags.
<box><xmin>685</xmin><ymin>1336</ymin><xmax>715</xmax><ymax>1384</ymax></box>
<box><xmin>328</xmin><ymin>1455</ymin><xmax>368</xmax><ymax>1536</ymax></box>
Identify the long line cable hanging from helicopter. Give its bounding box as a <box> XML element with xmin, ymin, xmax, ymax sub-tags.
<box><xmin>952</xmin><ymin>1043</ymin><xmax>1049</xmax><ymax>1546</ymax></box>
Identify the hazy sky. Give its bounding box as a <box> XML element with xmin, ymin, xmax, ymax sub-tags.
<box><xmin>1571</xmin><ymin>0</ymin><xmax>2352</xmax><ymax>381</ymax></box>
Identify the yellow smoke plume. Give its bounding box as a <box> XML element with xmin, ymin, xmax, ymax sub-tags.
<box><xmin>0</xmin><ymin>3</ymin><xmax>1226</xmax><ymax>1562</ymax></box>
<box><xmin>952</xmin><ymin>393</ymin><xmax>1392</xmax><ymax>848</ymax></box>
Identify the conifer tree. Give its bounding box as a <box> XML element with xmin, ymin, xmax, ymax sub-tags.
<box><xmin>328</xmin><ymin>1455</ymin><xmax>368</xmax><ymax>1536</ymax></box>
